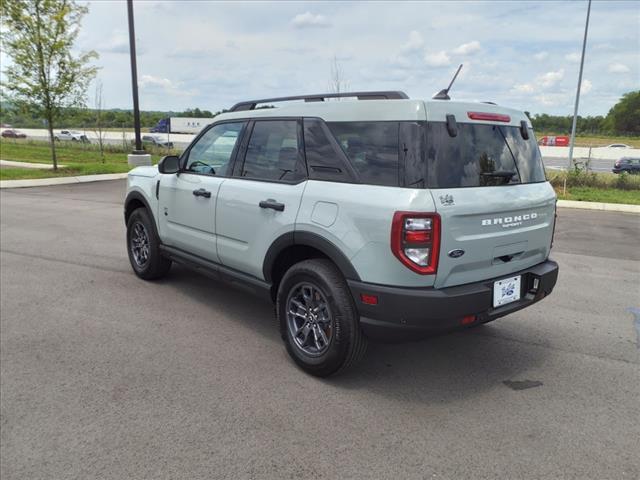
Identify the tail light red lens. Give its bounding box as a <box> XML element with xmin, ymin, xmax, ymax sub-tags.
<box><xmin>467</xmin><ymin>111</ymin><xmax>511</xmax><ymax>123</ymax></box>
<box><xmin>391</xmin><ymin>212</ymin><xmax>441</xmax><ymax>274</ymax></box>
<box><xmin>404</xmin><ymin>230</ymin><xmax>431</xmax><ymax>243</ymax></box>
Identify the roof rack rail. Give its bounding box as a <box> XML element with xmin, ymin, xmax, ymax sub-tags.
<box><xmin>229</xmin><ymin>91</ymin><xmax>409</xmax><ymax>112</ymax></box>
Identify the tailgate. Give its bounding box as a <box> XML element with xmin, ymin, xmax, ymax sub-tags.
<box><xmin>431</xmin><ymin>183</ymin><xmax>556</xmax><ymax>288</ymax></box>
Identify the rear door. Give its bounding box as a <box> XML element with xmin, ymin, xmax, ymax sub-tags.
<box><xmin>216</xmin><ymin>119</ymin><xmax>307</xmax><ymax>280</ymax></box>
<box><xmin>424</xmin><ymin>118</ymin><xmax>556</xmax><ymax>289</ymax></box>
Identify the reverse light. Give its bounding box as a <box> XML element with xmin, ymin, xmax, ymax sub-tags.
<box><xmin>391</xmin><ymin>212</ymin><xmax>441</xmax><ymax>274</ymax></box>
<box><xmin>467</xmin><ymin>111</ymin><xmax>511</xmax><ymax>123</ymax></box>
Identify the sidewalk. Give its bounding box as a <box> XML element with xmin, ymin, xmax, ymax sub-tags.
<box><xmin>0</xmin><ymin>159</ymin><xmax>67</xmax><ymax>169</ymax></box>
<box><xmin>1</xmin><ymin>173</ymin><xmax>128</xmax><ymax>189</ymax></box>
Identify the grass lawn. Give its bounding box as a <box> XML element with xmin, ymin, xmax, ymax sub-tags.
<box><xmin>0</xmin><ymin>163</ymin><xmax>132</xmax><ymax>180</ymax></box>
<box><xmin>0</xmin><ymin>139</ymin><xmax>168</xmax><ymax>165</ymax></box>
<box><xmin>556</xmin><ymin>187</ymin><xmax>640</xmax><ymax>205</ymax></box>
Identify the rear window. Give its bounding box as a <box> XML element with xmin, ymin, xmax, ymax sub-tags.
<box><xmin>425</xmin><ymin>122</ymin><xmax>546</xmax><ymax>188</ymax></box>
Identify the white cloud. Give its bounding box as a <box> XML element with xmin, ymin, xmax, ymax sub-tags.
<box><xmin>533</xmin><ymin>51</ymin><xmax>548</xmax><ymax>61</ymax></box>
<box><xmin>565</xmin><ymin>52</ymin><xmax>580</xmax><ymax>63</ymax></box>
<box><xmin>452</xmin><ymin>40</ymin><xmax>481</xmax><ymax>55</ymax></box>
<box><xmin>512</xmin><ymin>83</ymin><xmax>535</xmax><ymax>94</ymax></box>
<box><xmin>608</xmin><ymin>62</ymin><xmax>630</xmax><ymax>73</ymax></box>
<box><xmin>138</xmin><ymin>74</ymin><xmax>195</xmax><ymax>97</ymax></box>
<box><xmin>581</xmin><ymin>79</ymin><xmax>592</xmax><ymax>94</ymax></box>
<box><xmin>140</xmin><ymin>75</ymin><xmax>175</xmax><ymax>89</ymax></box>
<box><xmin>401</xmin><ymin>30</ymin><xmax>424</xmax><ymax>52</ymax></box>
<box><xmin>291</xmin><ymin>12</ymin><xmax>330</xmax><ymax>28</ymax></box>
<box><xmin>534</xmin><ymin>93</ymin><xmax>567</xmax><ymax>106</ymax></box>
<box><xmin>537</xmin><ymin>69</ymin><xmax>564</xmax><ymax>88</ymax></box>
<box><xmin>424</xmin><ymin>50</ymin><xmax>451</xmax><ymax>67</ymax></box>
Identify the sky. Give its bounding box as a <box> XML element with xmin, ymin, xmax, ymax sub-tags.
<box><xmin>13</xmin><ymin>0</ymin><xmax>640</xmax><ymax>115</ymax></box>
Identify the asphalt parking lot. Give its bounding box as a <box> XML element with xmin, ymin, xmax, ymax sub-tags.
<box><xmin>1</xmin><ymin>180</ymin><xmax>639</xmax><ymax>480</ymax></box>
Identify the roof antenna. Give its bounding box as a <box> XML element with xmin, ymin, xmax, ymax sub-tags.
<box><xmin>433</xmin><ymin>64</ymin><xmax>463</xmax><ymax>100</ymax></box>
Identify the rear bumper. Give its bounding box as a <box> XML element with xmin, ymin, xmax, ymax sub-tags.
<box><xmin>348</xmin><ymin>259</ymin><xmax>558</xmax><ymax>341</ymax></box>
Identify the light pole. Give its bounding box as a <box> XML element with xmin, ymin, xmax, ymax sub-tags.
<box><xmin>567</xmin><ymin>0</ymin><xmax>592</xmax><ymax>171</ymax></box>
<box><xmin>127</xmin><ymin>0</ymin><xmax>142</xmax><ymax>154</ymax></box>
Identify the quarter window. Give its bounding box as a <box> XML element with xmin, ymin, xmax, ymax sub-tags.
<box><xmin>240</xmin><ymin>120</ymin><xmax>305</xmax><ymax>182</ymax></box>
<box><xmin>327</xmin><ymin>122</ymin><xmax>400</xmax><ymax>187</ymax></box>
<box><xmin>185</xmin><ymin>122</ymin><xmax>245</xmax><ymax>176</ymax></box>
<box><xmin>303</xmin><ymin>118</ymin><xmax>355</xmax><ymax>183</ymax></box>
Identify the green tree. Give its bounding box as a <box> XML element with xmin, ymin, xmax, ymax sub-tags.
<box><xmin>604</xmin><ymin>91</ymin><xmax>640</xmax><ymax>135</ymax></box>
<box><xmin>1</xmin><ymin>0</ymin><xmax>98</xmax><ymax>169</ymax></box>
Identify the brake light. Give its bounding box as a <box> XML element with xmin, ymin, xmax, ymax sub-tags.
<box><xmin>467</xmin><ymin>112</ymin><xmax>511</xmax><ymax>123</ymax></box>
<box><xmin>391</xmin><ymin>212</ymin><xmax>440</xmax><ymax>274</ymax></box>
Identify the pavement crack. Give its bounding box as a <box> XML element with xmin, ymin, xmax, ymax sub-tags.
<box><xmin>0</xmin><ymin>249</ymin><xmax>130</xmax><ymax>274</ymax></box>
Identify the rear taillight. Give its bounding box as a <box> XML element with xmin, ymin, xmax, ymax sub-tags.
<box><xmin>467</xmin><ymin>111</ymin><xmax>511</xmax><ymax>122</ymax></box>
<box><xmin>391</xmin><ymin>212</ymin><xmax>440</xmax><ymax>274</ymax></box>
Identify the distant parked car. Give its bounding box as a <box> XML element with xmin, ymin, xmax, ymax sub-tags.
<box><xmin>55</xmin><ymin>130</ymin><xmax>89</xmax><ymax>143</ymax></box>
<box><xmin>612</xmin><ymin>157</ymin><xmax>640</xmax><ymax>174</ymax></box>
<box><xmin>1</xmin><ymin>129</ymin><xmax>27</xmax><ymax>139</ymax></box>
<box><xmin>136</xmin><ymin>135</ymin><xmax>174</xmax><ymax>149</ymax></box>
<box><xmin>605</xmin><ymin>143</ymin><xmax>631</xmax><ymax>149</ymax></box>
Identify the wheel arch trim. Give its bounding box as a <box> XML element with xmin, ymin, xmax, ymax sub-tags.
<box><xmin>263</xmin><ymin>231</ymin><xmax>361</xmax><ymax>282</ymax></box>
<box><xmin>124</xmin><ymin>190</ymin><xmax>161</xmax><ymax>240</ymax></box>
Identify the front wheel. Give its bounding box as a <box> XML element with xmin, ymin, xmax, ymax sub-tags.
<box><xmin>126</xmin><ymin>208</ymin><xmax>171</xmax><ymax>280</ymax></box>
<box><xmin>277</xmin><ymin>259</ymin><xmax>367</xmax><ymax>377</ymax></box>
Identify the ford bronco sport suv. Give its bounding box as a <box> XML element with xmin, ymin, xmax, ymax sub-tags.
<box><xmin>124</xmin><ymin>91</ymin><xmax>558</xmax><ymax>377</ymax></box>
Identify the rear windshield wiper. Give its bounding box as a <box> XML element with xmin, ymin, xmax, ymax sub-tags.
<box><xmin>480</xmin><ymin>170</ymin><xmax>517</xmax><ymax>179</ymax></box>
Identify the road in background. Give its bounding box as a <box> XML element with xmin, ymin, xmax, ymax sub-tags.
<box><xmin>2</xmin><ymin>128</ymin><xmax>639</xmax><ymax>165</ymax></box>
<box><xmin>1</xmin><ymin>181</ymin><xmax>639</xmax><ymax>479</ymax></box>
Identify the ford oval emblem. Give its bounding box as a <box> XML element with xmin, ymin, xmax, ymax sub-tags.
<box><xmin>448</xmin><ymin>249</ymin><xmax>465</xmax><ymax>258</ymax></box>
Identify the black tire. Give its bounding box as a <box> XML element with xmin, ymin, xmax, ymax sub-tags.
<box><xmin>277</xmin><ymin>259</ymin><xmax>367</xmax><ymax>377</ymax></box>
<box><xmin>126</xmin><ymin>207</ymin><xmax>171</xmax><ymax>280</ymax></box>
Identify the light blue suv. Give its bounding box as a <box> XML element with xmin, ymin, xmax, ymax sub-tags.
<box><xmin>124</xmin><ymin>91</ymin><xmax>559</xmax><ymax>376</ymax></box>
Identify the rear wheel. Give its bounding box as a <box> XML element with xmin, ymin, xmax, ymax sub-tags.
<box><xmin>277</xmin><ymin>259</ymin><xmax>367</xmax><ymax>377</ymax></box>
<box><xmin>126</xmin><ymin>208</ymin><xmax>171</xmax><ymax>280</ymax></box>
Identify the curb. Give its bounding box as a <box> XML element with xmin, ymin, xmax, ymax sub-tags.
<box><xmin>0</xmin><ymin>173</ymin><xmax>128</xmax><ymax>189</ymax></box>
<box><xmin>557</xmin><ymin>199</ymin><xmax>640</xmax><ymax>214</ymax></box>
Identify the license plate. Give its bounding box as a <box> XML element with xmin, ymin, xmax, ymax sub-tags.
<box><xmin>493</xmin><ymin>275</ymin><xmax>521</xmax><ymax>307</ymax></box>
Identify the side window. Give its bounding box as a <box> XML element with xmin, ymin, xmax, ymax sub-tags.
<box><xmin>303</xmin><ymin>118</ymin><xmax>356</xmax><ymax>183</ymax></box>
<box><xmin>186</xmin><ymin>122</ymin><xmax>245</xmax><ymax>175</ymax></box>
<box><xmin>240</xmin><ymin>120</ymin><xmax>305</xmax><ymax>182</ymax></box>
<box><xmin>327</xmin><ymin>122</ymin><xmax>400</xmax><ymax>187</ymax></box>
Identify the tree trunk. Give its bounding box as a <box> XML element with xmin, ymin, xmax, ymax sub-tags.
<box><xmin>47</xmin><ymin>122</ymin><xmax>58</xmax><ymax>171</ymax></box>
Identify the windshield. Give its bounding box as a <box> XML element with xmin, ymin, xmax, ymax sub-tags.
<box><xmin>424</xmin><ymin>122</ymin><xmax>546</xmax><ymax>188</ymax></box>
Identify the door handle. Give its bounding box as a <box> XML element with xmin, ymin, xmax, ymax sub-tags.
<box><xmin>192</xmin><ymin>188</ymin><xmax>211</xmax><ymax>198</ymax></box>
<box><xmin>259</xmin><ymin>199</ymin><xmax>285</xmax><ymax>212</ymax></box>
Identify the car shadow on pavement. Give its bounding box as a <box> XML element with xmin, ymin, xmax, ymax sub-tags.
<box><xmin>163</xmin><ymin>265</ymin><xmax>549</xmax><ymax>404</ymax></box>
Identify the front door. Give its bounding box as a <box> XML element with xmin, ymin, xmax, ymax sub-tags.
<box><xmin>216</xmin><ymin>119</ymin><xmax>307</xmax><ymax>279</ymax></box>
<box><xmin>158</xmin><ymin>121</ymin><xmax>246</xmax><ymax>262</ymax></box>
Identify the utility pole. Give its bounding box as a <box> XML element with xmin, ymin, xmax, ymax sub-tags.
<box><xmin>567</xmin><ymin>0</ymin><xmax>591</xmax><ymax>171</ymax></box>
<box><xmin>127</xmin><ymin>0</ymin><xmax>142</xmax><ymax>153</ymax></box>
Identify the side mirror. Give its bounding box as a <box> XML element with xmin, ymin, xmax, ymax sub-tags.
<box><xmin>158</xmin><ymin>155</ymin><xmax>180</xmax><ymax>174</ymax></box>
